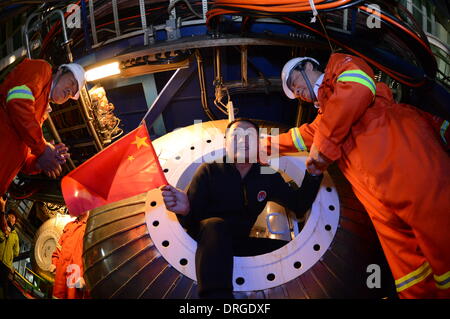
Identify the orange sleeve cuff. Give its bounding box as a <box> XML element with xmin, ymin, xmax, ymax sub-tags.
<box><xmin>21</xmin><ymin>153</ymin><xmax>41</xmax><ymax>175</ymax></box>
<box><xmin>32</xmin><ymin>140</ymin><xmax>46</xmax><ymax>158</ymax></box>
<box><xmin>313</xmin><ymin>129</ymin><xmax>342</xmax><ymax>161</ymax></box>
<box><xmin>268</xmin><ymin>131</ymin><xmax>302</xmax><ymax>155</ymax></box>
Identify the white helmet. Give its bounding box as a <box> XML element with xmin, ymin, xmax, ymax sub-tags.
<box><xmin>60</xmin><ymin>63</ymin><xmax>86</xmax><ymax>100</ymax></box>
<box><xmin>281</xmin><ymin>57</ymin><xmax>320</xmax><ymax>99</ymax></box>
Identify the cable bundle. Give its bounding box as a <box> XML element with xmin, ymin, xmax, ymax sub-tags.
<box><xmin>207</xmin><ymin>0</ymin><xmax>438</xmax><ymax>87</ymax></box>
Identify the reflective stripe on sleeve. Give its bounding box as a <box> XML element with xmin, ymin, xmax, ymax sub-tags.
<box><xmin>337</xmin><ymin>69</ymin><xmax>376</xmax><ymax>96</ymax></box>
<box><xmin>290</xmin><ymin>127</ymin><xmax>307</xmax><ymax>152</ymax></box>
<box><xmin>6</xmin><ymin>85</ymin><xmax>35</xmax><ymax>103</ymax></box>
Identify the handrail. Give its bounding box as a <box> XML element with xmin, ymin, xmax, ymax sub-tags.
<box><xmin>24</xmin><ymin>10</ymin><xmax>70</xmax><ymax>60</ymax></box>
<box><xmin>12</xmin><ymin>267</ymin><xmax>51</xmax><ymax>298</ymax></box>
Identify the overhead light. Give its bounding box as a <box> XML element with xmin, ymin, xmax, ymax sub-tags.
<box><xmin>86</xmin><ymin>62</ymin><xmax>121</xmax><ymax>81</ymax></box>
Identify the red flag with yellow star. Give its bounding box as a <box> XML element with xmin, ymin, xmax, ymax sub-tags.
<box><xmin>61</xmin><ymin>124</ymin><xmax>167</xmax><ymax>216</ymax></box>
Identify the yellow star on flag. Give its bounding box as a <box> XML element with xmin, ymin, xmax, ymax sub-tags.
<box><xmin>132</xmin><ymin>135</ymin><xmax>149</xmax><ymax>149</ymax></box>
<box><xmin>128</xmin><ymin>155</ymin><xmax>135</xmax><ymax>161</ymax></box>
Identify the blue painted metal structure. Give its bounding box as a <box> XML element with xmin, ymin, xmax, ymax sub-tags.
<box><xmin>66</xmin><ymin>2</ymin><xmax>449</xmax><ymax>137</ymax></box>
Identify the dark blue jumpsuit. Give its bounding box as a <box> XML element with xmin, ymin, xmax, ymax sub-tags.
<box><xmin>181</xmin><ymin>161</ymin><xmax>322</xmax><ymax>298</ymax></box>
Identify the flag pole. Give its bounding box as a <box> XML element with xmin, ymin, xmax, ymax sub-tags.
<box><xmin>140</xmin><ymin>68</ymin><xmax>182</xmax><ymax>126</ymax></box>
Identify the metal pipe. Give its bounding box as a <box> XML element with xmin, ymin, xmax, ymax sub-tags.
<box><xmin>195</xmin><ymin>49</ymin><xmax>216</xmax><ymax>120</ymax></box>
<box><xmin>139</xmin><ymin>0</ymin><xmax>148</xmax><ymax>46</ymax></box>
<box><xmin>88</xmin><ymin>0</ymin><xmax>98</xmax><ymax>45</ymax></box>
<box><xmin>201</xmin><ymin>0</ymin><xmax>208</xmax><ymax>21</ymax></box>
<box><xmin>112</xmin><ymin>0</ymin><xmax>121</xmax><ymax>37</ymax></box>
<box><xmin>295</xmin><ymin>100</ymin><xmax>304</xmax><ymax>127</ymax></box>
<box><xmin>196</xmin><ymin>51</ymin><xmax>207</xmax><ymax>107</ymax></box>
<box><xmin>214</xmin><ymin>47</ymin><xmax>222</xmax><ymax>84</ymax></box>
<box><xmin>24</xmin><ymin>10</ymin><xmax>69</xmax><ymax>59</ymax></box>
<box><xmin>241</xmin><ymin>45</ymin><xmax>248</xmax><ymax>87</ymax></box>
<box><xmin>232</xmin><ymin>46</ymin><xmax>270</xmax><ymax>90</ymax></box>
<box><xmin>80</xmin><ymin>0</ymin><xmax>91</xmax><ymax>51</ymax></box>
<box><xmin>169</xmin><ymin>0</ymin><xmax>177</xmax><ymax>18</ymax></box>
<box><xmin>78</xmin><ymin>86</ymin><xmax>103</xmax><ymax>151</ymax></box>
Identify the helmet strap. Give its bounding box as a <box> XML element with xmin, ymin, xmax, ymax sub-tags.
<box><xmin>299</xmin><ymin>69</ymin><xmax>318</xmax><ymax>103</ymax></box>
<box><xmin>50</xmin><ymin>69</ymin><xmax>64</xmax><ymax>102</ymax></box>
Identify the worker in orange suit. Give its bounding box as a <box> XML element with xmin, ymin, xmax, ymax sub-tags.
<box><xmin>50</xmin><ymin>212</ymin><xmax>89</xmax><ymax>299</ymax></box>
<box><xmin>263</xmin><ymin>53</ymin><xmax>450</xmax><ymax>298</ymax></box>
<box><xmin>0</xmin><ymin>58</ymin><xmax>86</xmax><ymax>196</ymax></box>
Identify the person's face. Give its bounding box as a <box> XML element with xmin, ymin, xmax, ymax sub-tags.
<box><xmin>51</xmin><ymin>70</ymin><xmax>78</xmax><ymax>104</ymax></box>
<box><xmin>288</xmin><ymin>62</ymin><xmax>317</xmax><ymax>102</ymax></box>
<box><xmin>225</xmin><ymin>121</ymin><xmax>259</xmax><ymax>163</ymax></box>
<box><xmin>7</xmin><ymin>214</ymin><xmax>16</xmax><ymax>227</ymax></box>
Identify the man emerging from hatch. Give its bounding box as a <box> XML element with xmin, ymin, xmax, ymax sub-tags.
<box><xmin>161</xmin><ymin>118</ymin><xmax>323</xmax><ymax>299</ymax></box>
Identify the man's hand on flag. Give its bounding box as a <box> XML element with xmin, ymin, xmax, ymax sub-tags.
<box><xmin>160</xmin><ymin>185</ymin><xmax>190</xmax><ymax>216</ymax></box>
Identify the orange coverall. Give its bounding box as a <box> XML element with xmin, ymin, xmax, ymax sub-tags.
<box><xmin>51</xmin><ymin>217</ymin><xmax>89</xmax><ymax>299</ymax></box>
<box><xmin>270</xmin><ymin>53</ymin><xmax>450</xmax><ymax>298</ymax></box>
<box><xmin>0</xmin><ymin>58</ymin><xmax>52</xmax><ymax>196</ymax></box>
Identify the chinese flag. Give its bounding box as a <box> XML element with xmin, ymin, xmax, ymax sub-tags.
<box><xmin>61</xmin><ymin>123</ymin><xmax>167</xmax><ymax>216</ymax></box>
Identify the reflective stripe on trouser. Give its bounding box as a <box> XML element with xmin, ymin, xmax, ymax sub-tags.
<box><xmin>290</xmin><ymin>127</ymin><xmax>307</xmax><ymax>152</ymax></box>
<box><xmin>345</xmin><ymin>176</ymin><xmax>448</xmax><ymax>298</ymax></box>
<box><xmin>434</xmin><ymin>271</ymin><xmax>450</xmax><ymax>290</ymax></box>
<box><xmin>395</xmin><ymin>262</ymin><xmax>433</xmax><ymax>293</ymax></box>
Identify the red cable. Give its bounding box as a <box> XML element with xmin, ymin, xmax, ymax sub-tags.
<box><xmin>209</xmin><ymin>0</ymin><xmax>351</xmax><ymax>11</ymax></box>
<box><xmin>95</xmin><ymin>6</ymin><xmax>166</xmax><ymax>29</ymax></box>
<box><xmin>284</xmin><ymin>17</ymin><xmax>427</xmax><ymax>87</ymax></box>
<box><xmin>10</xmin><ymin>188</ymin><xmax>39</xmax><ymax>200</ymax></box>
<box><xmin>358</xmin><ymin>5</ymin><xmax>434</xmax><ymax>58</ymax></box>
<box><xmin>206</xmin><ymin>1</ymin><xmax>432</xmax><ymax>86</ymax></box>
<box><xmin>39</xmin><ymin>1</ymin><xmax>432</xmax><ymax>87</ymax></box>
<box><xmin>41</xmin><ymin>3</ymin><xmax>166</xmax><ymax>54</ymax></box>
